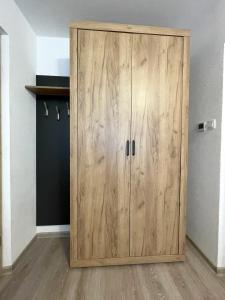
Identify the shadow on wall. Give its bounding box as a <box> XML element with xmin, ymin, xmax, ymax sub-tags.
<box><xmin>57</xmin><ymin>59</ymin><xmax>69</xmax><ymax>77</ymax></box>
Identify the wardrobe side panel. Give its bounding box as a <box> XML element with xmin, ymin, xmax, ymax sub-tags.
<box><xmin>77</xmin><ymin>30</ymin><xmax>132</xmax><ymax>260</ymax></box>
<box><xmin>70</xmin><ymin>28</ymin><xmax>78</xmax><ymax>264</ymax></box>
<box><xmin>130</xmin><ymin>34</ymin><xmax>184</xmax><ymax>256</ymax></box>
<box><xmin>179</xmin><ymin>37</ymin><xmax>190</xmax><ymax>255</ymax></box>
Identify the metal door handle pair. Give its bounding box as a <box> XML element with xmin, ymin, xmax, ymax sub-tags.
<box><xmin>126</xmin><ymin>140</ymin><xmax>135</xmax><ymax>156</ymax></box>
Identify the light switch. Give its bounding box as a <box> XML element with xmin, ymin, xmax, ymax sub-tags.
<box><xmin>206</xmin><ymin>119</ymin><xmax>216</xmax><ymax>130</ymax></box>
<box><xmin>197</xmin><ymin>119</ymin><xmax>216</xmax><ymax>132</ymax></box>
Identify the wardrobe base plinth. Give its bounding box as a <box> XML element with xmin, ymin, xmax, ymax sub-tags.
<box><xmin>70</xmin><ymin>254</ymin><xmax>185</xmax><ymax>268</ymax></box>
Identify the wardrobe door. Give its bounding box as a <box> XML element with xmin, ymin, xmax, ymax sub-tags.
<box><xmin>130</xmin><ymin>34</ymin><xmax>184</xmax><ymax>256</ymax></box>
<box><xmin>77</xmin><ymin>30</ymin><xmax>132</xmax><ymax>260</ymax></box>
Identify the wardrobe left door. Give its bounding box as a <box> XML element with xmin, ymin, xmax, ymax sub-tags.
<box><xmin>71</xmin><ymin>29</ymin><xmax>132</xmax><ymax>263</ymax></box>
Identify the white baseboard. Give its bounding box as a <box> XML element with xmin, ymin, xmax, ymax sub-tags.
<box><xmin>36</xmin><ymin>225</ymin><xmax>70</xmax><ymax>233</ymax></box>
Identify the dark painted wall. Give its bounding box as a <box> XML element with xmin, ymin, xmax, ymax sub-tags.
<box><xmin>36</xmin><ymin>76</ymin><xmax>69</xmax><ymax>225</ymax></box>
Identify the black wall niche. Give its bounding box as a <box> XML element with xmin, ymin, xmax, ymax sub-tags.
<box><xmin>36</xmin><ymin>75</ymin><xmax>69</xmax><ymax>226</ymax></box>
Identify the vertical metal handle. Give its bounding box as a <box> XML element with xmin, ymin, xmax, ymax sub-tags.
<box><xmin>126</xmin><ymin>140</ymin><xmax>130</xmax><ymax>156</ymax></box>
<box><xmin>132</xmin><ymin>140</ymin><xmax>135</xmax><ymax>156</ymax></box>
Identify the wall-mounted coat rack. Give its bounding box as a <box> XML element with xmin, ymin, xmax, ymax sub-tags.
<box><xmin>55</xmin><ymin>105</ymin><xmax>60</xmax><ymax>121</ymax></box>
<box><xmin>26</xmin><ymin>75</ymin><xmax>70</xmax><ymax>226</ymax></box>
<box><xmin>43</xmin><ymin>102</ymin><xmax>48</xmax><ymax>116</ymax></box>
<box><xmin>67</xmin><ymin>102</ymin><xmax>70</xmax><ymax>117</ymax></box>
<box><xmin>41</xmin><ymin>101</ymin><xmax>69</xmax><ymax>120</ymax></box>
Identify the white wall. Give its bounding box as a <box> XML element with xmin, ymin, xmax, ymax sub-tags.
<box><xmin>0</xmin><ymin>0</ymin><xmax>36</xmax><ymax>266</ymax></box>
<box><xmin>1</xmin><ymin>34</ymin><xmax>12</xmax><ymax>267</ymax></box>
<box><xmin>187</xmin><ymin>3</ymin><xmax>225</xmax><ymax>267</ymax></box>
<box><xmin>37</xmin><ymin>37</ymin><xmax>69</xmax><ymax>76</ymax></box>
<box><xmin>217</xmin><ymin>45</ymin><xmax>225</xmax><ymax>269</ymax></box>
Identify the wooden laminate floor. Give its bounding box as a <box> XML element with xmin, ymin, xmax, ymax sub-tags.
<box><xmin>0</xmin><ymin>237</ymin><xmax>225</xmax><ymax>300</ymax></box>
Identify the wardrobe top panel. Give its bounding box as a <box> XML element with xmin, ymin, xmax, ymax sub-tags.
<box><xmin>70</xmin><ymin>21</ymin><xmax>191</xmax><ymax>37</ymax></box>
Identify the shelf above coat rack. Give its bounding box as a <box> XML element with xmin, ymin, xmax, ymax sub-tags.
<box><xmin>25</xmin><ymin>85</ymin><xmax>70</xmax><ymax>97</ymax></box>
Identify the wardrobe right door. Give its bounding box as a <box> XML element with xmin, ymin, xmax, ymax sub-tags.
<box><xmin>130</xmin><ymin>34</ymin><xmax>184</xmax><ymax>257</ymax></box>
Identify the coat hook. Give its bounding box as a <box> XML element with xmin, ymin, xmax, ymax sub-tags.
<box><xmin>67</xmin><ymin>102</ymin><xmax>70</xmax><ymax>117</ymax></box>
<box><xmin>55</xmin><ymin>106</ymin><xmax>60</xmax><ymax>121</ymax></box>
<box><xmin>43</xmin><ymin>101</ymin><xmax>48</xmax><ymax>117</ymax></box>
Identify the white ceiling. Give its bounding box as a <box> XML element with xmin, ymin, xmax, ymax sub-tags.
<box><xmin>15</xmin><ymin>0</ymin><xmax>216</xmax><ymax>37</ymax></box>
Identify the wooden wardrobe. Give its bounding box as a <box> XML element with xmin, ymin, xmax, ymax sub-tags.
<box><xmin>70</xmin><ymin>21</ymin><xmax>190</xmax><ymax>268</ymax></box>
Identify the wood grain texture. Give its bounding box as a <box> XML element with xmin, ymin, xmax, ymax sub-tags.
<box><xmin>25</xmin><ymin>86</ymin><xmax>69</xmax><ymax>96</ymax></box>
<box><xmin>76</xmin><ymin>30</ymin><xmax>132</xmax><ymax>260</ymax></box>
<box><xmin>70</xmin><ymin>23</ymin><xmax>190</xmax><ymax>267</ymax></box>
<box><xmin>179</xmin><ymin>37</ymin><xmax>190</xmax><ymax>255</ymax></box>
<box><xmin>70</xmin><ymin>28</ymin><xmax>78</xmax><ymax>264</ymax></box>
<box><xmin>130</xmin><ymin>34</ymin><xmax>184</xmax><ymax>257</ymax></box>
<box><xmin>1</xmin><ymin>238</ymin><xmax>225</xmax><ymax>300</ymax></box>
<box><xmin>0</xmin><ymin>38</ymin><xmax>2</xmax><ymax>274</ymax></box>
<box><xmin>71</xmin><ymin>254</ymin><xmax>185</xmax><ymax>268</ymax></box>
<box><xmin>70</xmin><ymin>21</ymin><xmax>191</xmax><ymax>37</ymax></box>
